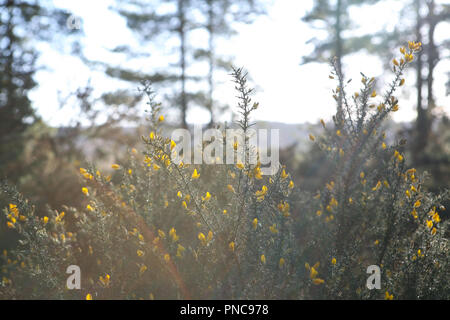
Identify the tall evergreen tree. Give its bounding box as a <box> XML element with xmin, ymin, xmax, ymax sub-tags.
<box><xmin>301</xmin><ymin>0</ymin><xmax>379</xmax><ymax>75</ymax></box>
<box><xmin>193</xmin><ymin>0</ymin><xmax>265</xmax><ymax>126</ymax></box>
<box><xmin>0</xmin><ymin>0</ymin><xmax>75</xmax><ymax>181</ymax></box>
<box><xmin>109</xmin><ymin>0</ymin><xmax>199</xmax><ymax>129</ymax></box>
<box><xmin>302</xmin><ymin>0</ymin><xmax>449</xmax><ymax>160</ymax></box>
<box><xmin>109</xmin><ymin>0</ymin><xmax>265</xmax><ymax>128</ymax></box>
<box><xmin>358</xmin><ymin>0</ymin><xmax>449</xmax><ymax>158</ymax></box>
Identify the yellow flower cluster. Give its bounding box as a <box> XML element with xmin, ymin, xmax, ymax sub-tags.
<box><xmin>169</xmin><ymin>228</ymin><xmax>179</xmax><ymax>242</ymax></box>
<box><xmin>255</xmin><ymin>185</ymin><xmax>268</xmax><ymax>201</ymax></box>
<box><xmin>277</xmin><ymin>201</ymin><xmax>290</xmax><ymax>217</ymax></box>
<box><xmin>99</xmin><ymin>274</ymin><xmax>111</xmax><ymax>287</ymax></box>
<box><xmin>6</xmin><ymin>204</ymin><xmax>26</xmax><ymax>228</ymax></box>
<box><xmin>305</xmin><ymin>262</ymin><xmax>324</xmax><ymax>285</ymax></box>
<box><xmin>198</xmin><ymin>231</ymin><xmax>213</xmax><ymax>245</ymax></box>
<box><xmin>384</xmin><ymin>291</ymin><xmax>394</xmax><ymax>300</ymax></box>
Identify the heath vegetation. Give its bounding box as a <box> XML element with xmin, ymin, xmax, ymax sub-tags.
<box><xmin>1</xmin><ymin>42</ymin><xmax>448</xmax><ymax>300</ymax></box>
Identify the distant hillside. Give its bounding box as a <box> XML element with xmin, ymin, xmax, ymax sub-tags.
<box><xmin>55</xmin><ymin>119</ymin><xmax>412</xmax><ymax>160</ymax></box>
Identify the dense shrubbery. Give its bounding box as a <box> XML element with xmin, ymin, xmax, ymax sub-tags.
<box><xmin>1</xmin><ymin>42</ymin><xmax>448</xmax><ymax>300</ymax></box>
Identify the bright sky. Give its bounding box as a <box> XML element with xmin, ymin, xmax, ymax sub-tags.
<box><xmin>30</xmin><ymin>0</ymin><xmax>450</xmax><ymax>127</ymax></box>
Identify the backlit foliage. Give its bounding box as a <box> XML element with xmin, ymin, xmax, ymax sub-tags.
<box><xmin>1</xmin><ymin>43</ymin><xmax>448</xmax><ymax>299</ymax></box>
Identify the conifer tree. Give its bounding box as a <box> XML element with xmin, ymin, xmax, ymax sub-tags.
<box><xmin>0</xmin><ymin>0</ymin><xmax>75</xmax><ymax>181</ymax></box>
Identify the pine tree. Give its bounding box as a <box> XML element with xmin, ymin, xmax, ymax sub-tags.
<box><xmin>0</xmin><ymin>0</ymin><xmax>74</xmax><ymax>181</ymax></box>
<box><xmin>109</xmin><ymin>0</ymin><xmax>265</xmax><ymax>128</ymax></box>
<box><xmin>356</xmin><ymin>0</ymin><xmax>449</xmax><ymax>161</ymax></box>
<box><xmin>193</xmin><ymin>0</ymin><xmax>265</xmax><ymax>126</ymax></box>
<box><xmin>301</xmin><ymin>0</ymin><xmax>380</xmax><ymax>75</ymax></box>
<box><xmin>109</xmin><ymin>0</ymin><xmax>199</xmax><ymax>129</ymax></box>
<box><xmin>0</xmin><ymin>0</ymin><xmax>39</xmax><ymax>180</ymax></box>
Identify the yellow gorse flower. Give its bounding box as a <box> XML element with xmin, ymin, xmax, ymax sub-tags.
<box><xmin>111</xmin><ymin>164</ymin><xmax>120</xmax><ymax>170</ymax></box>
<box><xmin>176</xmin><ymin>244</ymin><xmax>185</xmax><ymax>257</ymax></box>
<box><xmin>405</xmin><ymin>189</ymin><xmax>411</xmax><ymax>198</ymax></box>
<box><xmin>169</xmin><ymin>228</ymin><xmax>178</xmax><ymax>242</ymax></box>
<box><xmin>139</xmin><ymin>265</ymin><xmax>147</xmax><ymax>274</ymax></box>
<box><xmin>312</xmin><ymin>278</ymin><xmax>324</xmax><ymax>285</ymax></box>
<box><xmin>158</xmin><ymin>229</ymin><xmax>166</xmax><ymax>239</ymax></box>
<box><xmin>255</xmin><ymin>185</ymin><xmax>268</xmax><ymax>197</ymax></box>
<box><xmin>192</xmin><ymin>169</ymin><xmax>200</xmax><ymax>179</ymax></box>
<box><xmin>310</xmin><ymin>267</ymin><xmax>318</xmax><ymax>279</ymax></box>
<box><xmin>254</xmin><ymin>167</ymin><xmax>262</xmax><ymax>180</ymax></box>
<box><xmin>384</xmin><ymin>291</ymin><xmax>394</xmax><ymax>300</ymax></box>
<box><xmin>410</xmin><ymin>208</ymin><xmax>418</xmax><ymax>219</ymax></box>
<box><xmin>269</xmin><ymin>224</ymin><xmax>278</xmax><ymax>234</ymax></box>
<box><xmin>252</xmin><ymin>218</ymin><xmax>258</xmax><ymax>230</ymax></box>
<box><xmin>320</xmin><ymin>119</ymin><xmax>326</xmax><ymax>128</ymax></box>
<box><xmin>198</xmin><ymin>232</ymin><xmax>206</xmax><ymax>244</ymax></box>
<box><xmin>202</xmin><ymin>192</ymin><xmax>211</xmax><ymax>202</ymax></box>
<box><xmin>372</xmin><ymin>181</ymin><xmax>381</xmax><ymax>191</ymax></box>
<box><xmin>99</xmin><ymin>274</ymin><xmax>111</xmax><ymax>287</ymax></box>
<box><xmin>9</xmin><ymin>204</ymin><xmax>19</xmax><ymax>217</ymax></box>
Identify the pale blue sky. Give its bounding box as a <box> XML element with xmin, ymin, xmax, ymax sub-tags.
<box><xmin>29</xmin><ymin>0</ymin><xmax>450</xmax><ymax>127</ymax></box>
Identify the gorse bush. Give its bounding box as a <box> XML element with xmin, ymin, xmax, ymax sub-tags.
<box><xmin>1</xmin><ymin>42</ymin><xmax>448</xmax><ymax>300</ymax></box>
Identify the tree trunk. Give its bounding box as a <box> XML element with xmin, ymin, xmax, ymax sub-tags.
<box><xmin>177</xmin><ymin>0</ymin><xmax>188</xmax><ymax>129</ymax></box>
<box><xmin>335</xmin><ymin>0</ymin><xmax>343</xmax><ymax>77</ymax></box>
<box><xmin>414</xmin><ymin>0</ymin><xmax>426</xmax><ymax>161</ymax></box>
<box><xmin>207</xmin><ymin>0</ymin><xmax>215</xmax><ymax>127</ymax></box>
<box><xmin>426</xmin><ymin>0</ymin><xmax>437</xmax><ymax>116</ymax></box>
